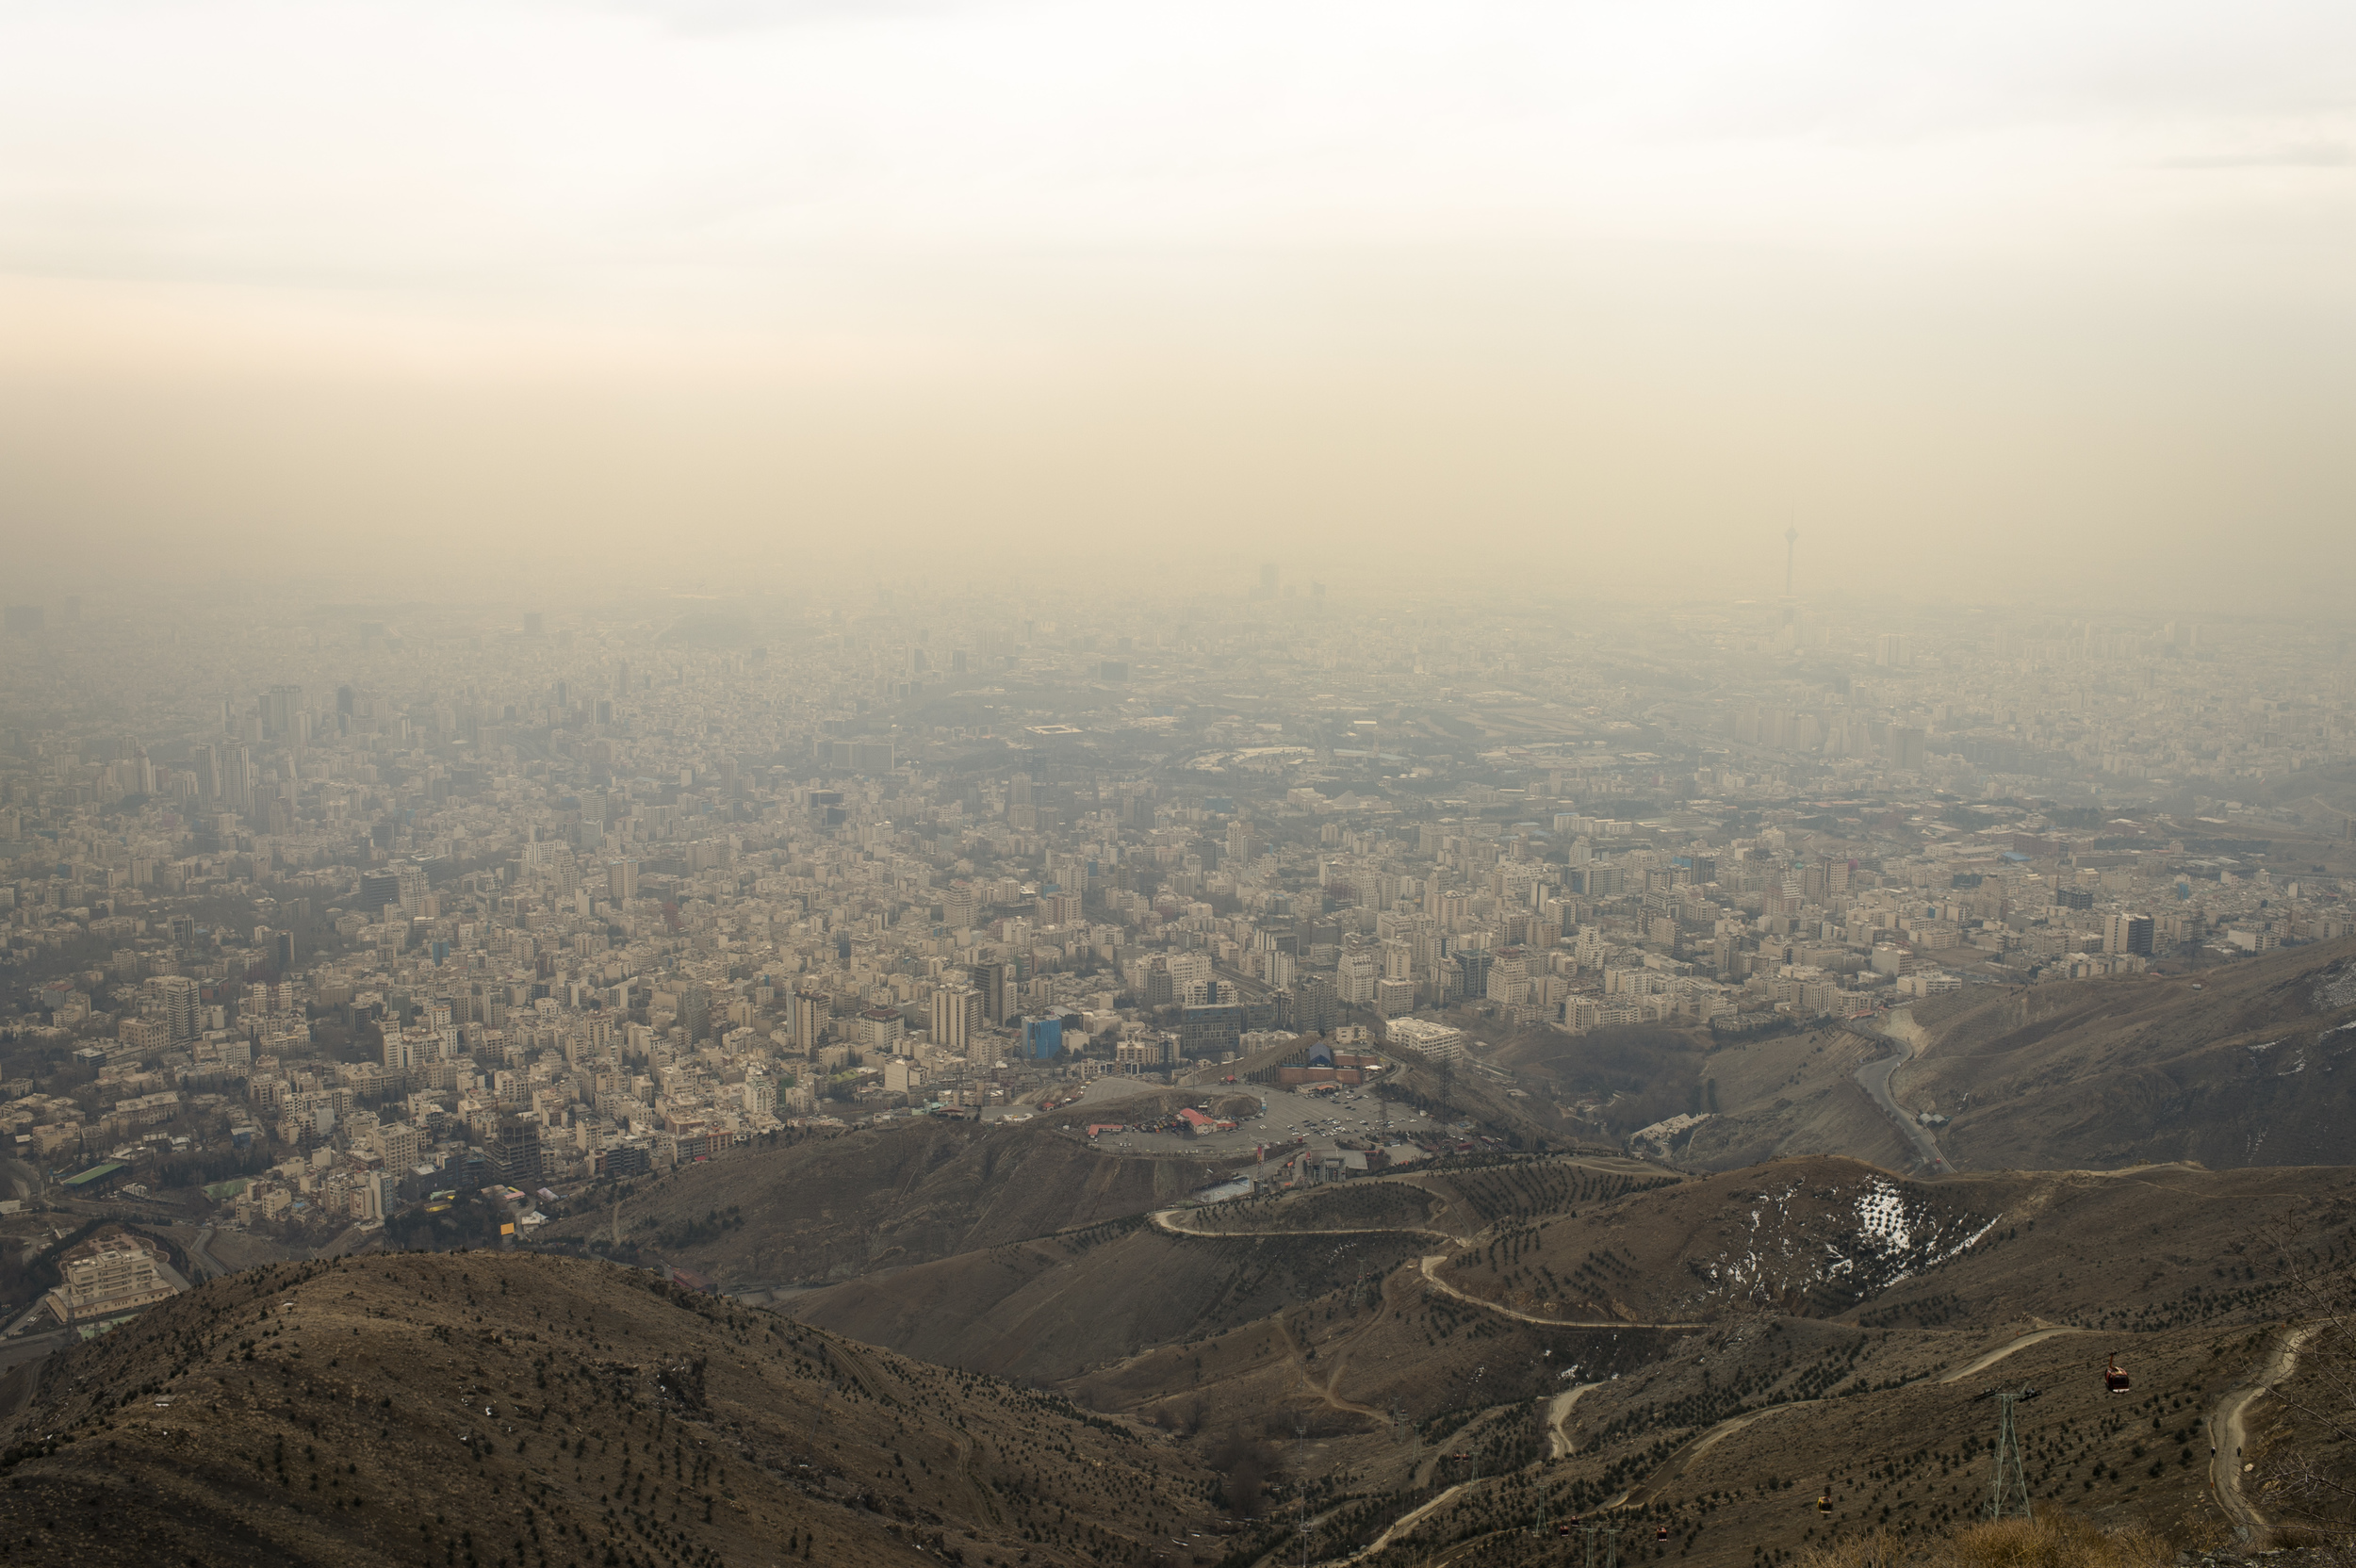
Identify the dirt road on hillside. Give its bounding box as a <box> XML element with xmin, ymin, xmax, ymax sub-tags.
<box><xmin>1150</xmin><ymin>1208</ymin><xmax>1452</xmax><ymax>1240</ymax></box>
<box><xmin>1416</xmin><ymin>1254</ymin><xmax>1708</xmax><ymax>1329</ymax></box>
<box><xmin>1548</xmin><ymin>1382</ymin><xmax>1599</xmax><ymax>1458</ymax></box>
<box><xmin>2211</xmin><ymin>1326</ymin><xmax>2315</xmax><ymax>1534</ymax></box>
<box><xmin>1611</xmin><ymin>1401</ymin><xmax>1822</xmax><ymax>1508</ymax></box>
<box><xmin>1939</xmin><ymin>1326</ymin><xmax>2089</xmax><ymax>1383</ymax></box>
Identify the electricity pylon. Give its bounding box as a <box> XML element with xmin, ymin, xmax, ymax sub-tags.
<box><xmin>1975</xmin><ymin>1385</ymin><xmax>2040</xmax><ymax>1521</ymax></box>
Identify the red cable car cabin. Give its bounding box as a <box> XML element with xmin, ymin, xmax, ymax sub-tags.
<box><xmin>2104</xmin><ymin>1354</ymin><xmax>2131</xmax><ymax>1395</ymax></box>
<box><xmin>1657</xmin><ymin>1526</ymin><xmax>1672</xmax><ymax>1543</ymax></box>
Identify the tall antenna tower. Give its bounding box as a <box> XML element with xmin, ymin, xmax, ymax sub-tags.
<box><xmin>1781</xmin><ymin>524</ymin><xmax>1800</xmax><ymax>636</ymax></box>
<box><xmin>1977</xmin><ymin>1386</ymin><xmax>2040</xmax><ymax>1520</ymax></box>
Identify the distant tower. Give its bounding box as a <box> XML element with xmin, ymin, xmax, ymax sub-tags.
<box><xmin>1780</xmin><ymin>525</ymin><xmax>1799</xmax><ymax>639</ymax></box>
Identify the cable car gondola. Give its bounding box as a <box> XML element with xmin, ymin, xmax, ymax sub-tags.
<box><xmin>2103</xmin><ymin>1353</ymin><xmax>2131</xmax><ymax>1396</ymax></box>
<box><xmin>1816</xmin><ymin>1493</ymin><xmax>1834</xmax><ymax>1516</ymax></box>
<box><xmin>1657</xmin><ymin>1526</ymin><xmax>1672</xmax><ymax>1543</ymax></box>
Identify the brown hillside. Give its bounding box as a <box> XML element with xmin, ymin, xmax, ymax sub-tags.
<box><xmin>1896</xmin><ymin>936</ymin><xmax>2356</xmax><ymax>1170</ymax></box>
<box><xmin>1064</xmin><ymin>1153</ymin><xmax>2356</xmax><ymax>1565</ymax></box>
<box><xmin>789</xmin><ymin>1158</ymin><xmax>1690</xmax><ymax>1386</ymax></box>
<box><xmin>1428</xmin><ymin>1153</ymin><xmax>2356</xmax><ymax>1331</ymax></box>
<box><xmin>1667</xmin><ymin>1027</ymin><xmax>1918</xmax><ymax>1174</ymax></box>
<box><xmin>0</xmin><ymin>1250</ymin><xmax>1219</xmax><ymax>1568</ymax></box>
<box><xmin>792</xmin><ymin>1216</ymin><xmax>1436</xmax><ymax>1385</ymax></box>
<box><xmin>536</xmin><ymin>1119</ymin><xmax>1226</xmax><ymax>1289</ymax></box>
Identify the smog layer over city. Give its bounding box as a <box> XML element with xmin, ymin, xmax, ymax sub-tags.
<box><xmin>2</xmin><ymin>5</ymin><xmax>2354</xmax><ymax>1568</ymax></box>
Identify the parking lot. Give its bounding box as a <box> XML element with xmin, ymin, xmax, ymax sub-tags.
<box><xmin>1059</xmin><ymin>1071</ymin><xmax>1453</xmax><ymax>1178</ymax></box>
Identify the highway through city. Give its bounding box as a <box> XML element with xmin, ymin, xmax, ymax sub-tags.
<box><xmin>184</xmin><ymin>1224</ymin><xmax>229</xmax><ymax>1282</ymax></box>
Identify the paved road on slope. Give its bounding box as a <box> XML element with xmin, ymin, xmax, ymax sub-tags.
<box><xmin>1854</xmin><ymin>1051</ymin><xmax>1951</xmax><ymax>1174</ymax></box>
<box><xmin>2211</xmin><ymin>1326</ymin><xmax>2315</xmax><ymax>1533</ymax></box>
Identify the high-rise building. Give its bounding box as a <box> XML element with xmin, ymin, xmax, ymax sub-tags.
<box><xmin>261</xmin><ymin>684</ymin><xmax>304</xmax><ymax>739</ymax></box>
<box><xmin>1287</xmin><ymin>974</ymin><xmax>1337</xmax><ymax>1035</ymax></box>
<box><xmin>858</xmin><ymin>1006</ymin><xmax>907</xmax><ymax>1054</ymax></box>
<box><xmin>359</xmin><ymin>870</ymin><xmax>402</xmax><ymax>914</ymax></box>
<box><xmin>789</xmin><ymin>989</ymin><xmax>826</xmax><ymax>1053</ymax></box>
<box><xmin>491</xmin><ymin>1118</ymin><xmax>543</xmax><ymax>1185</ymax></box>
<box><xmin>149</xmin><ymin>975</ymin><xmax>201</xmax><ymax>1042</ymax></box>
<box><xmin>1177</xmin><ymin>1004</ymin><xmax>1243</xmax><ymax>1061</ymax></box>
<box><xmin>972</xmin><ymin>959</ymin><xmax>1012</xmax><ymax>1024</ymax></box>
<box><xmin>929</xmin><ymin>986</ymin><xmax>979</xmax><ymax>1054</ymax></box>
<box><xmin>221</xmin><ymin>744</ymin><xmax>254</xmax><ymax>814</ymax></box>
<box><xmin>2105</xmin><ymin>912</ymin><xmax>2154</xmax><ymax>957</ymax></box>
<box><xmin>1020</xmin><ymin>1015</ymin><xmax>1064</xmax><ymax>1059</ymax></box>
<box><xmin>1336</xmin><ymin>947</ymin><xmax>1381</xmax><ymax>1004</ymax></box>
<box><xmin>606</xmin><ymin>858</ymin><xmax>639</xmax><ymax>903</ymax></box>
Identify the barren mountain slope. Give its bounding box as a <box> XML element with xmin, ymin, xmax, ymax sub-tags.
<box><xmin>1895</xmin><ymin>937</ymin><xmax>2356</xmax><ymax>1170</ymax></box>
<box><xmin>1429</xmin><ymin>1153</ymin><xmax>2356</xmax><ymax>1331</ymax></box>
<box><xmin>0</xmin><ymin>1251</ymin><xmax>1218</xmax><ymax>1568</ymax></box>
<box><xmin>1676</xmin><ymin>1026</ymin><xmax>1920</xmax><ymax>1173</ymax></box>
<box><xmin>536</xmin><ymin>1118</ymin><xmax>1226</xmax><ymax>1287</ymax></box>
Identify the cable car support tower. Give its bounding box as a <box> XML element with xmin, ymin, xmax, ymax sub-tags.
<box><xmin>1976</xmin><ymin>1385</ymin><xmax>2040</xmax><ymax>1522</ymax></box>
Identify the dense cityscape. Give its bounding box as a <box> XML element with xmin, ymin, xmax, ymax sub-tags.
<box><xmin>1</xmin><ymin>568</ymin><xmax>2349</xmax><ymax>1307</ymax></box>
<box><xmin>8</xmin><ymin>1</ymin><xmax>2356</xmax><ymax>1560</ymax></box>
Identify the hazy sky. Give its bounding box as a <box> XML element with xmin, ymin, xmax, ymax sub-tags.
<box><xmin>2</xmin><ymin>1</ymin><xmax>2351</xmax><ymax>605</ymax></box>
